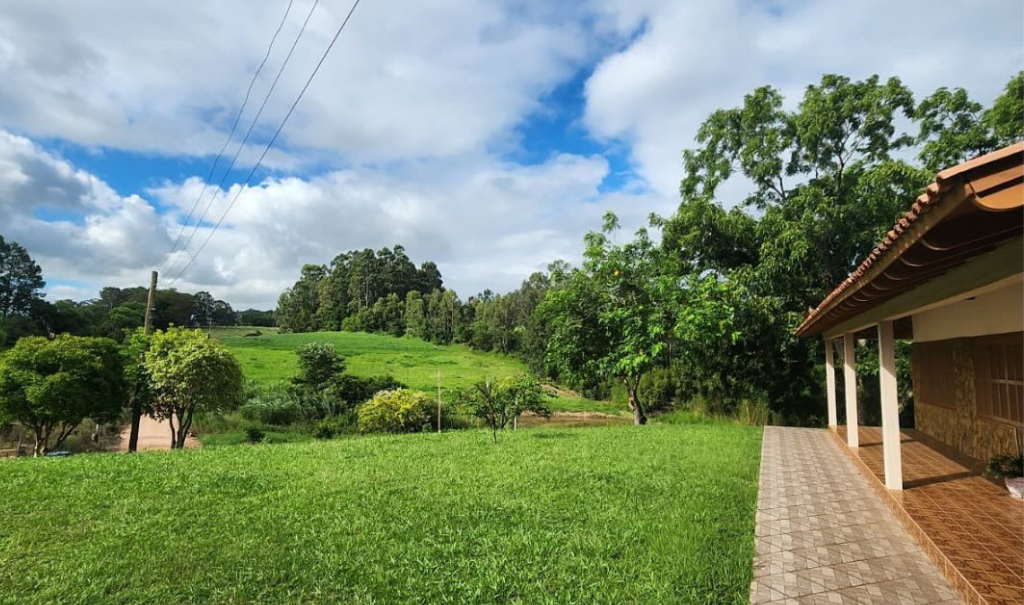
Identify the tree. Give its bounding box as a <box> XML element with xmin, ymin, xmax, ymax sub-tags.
<box><xmin>276</xmin><ymin>246</ymin><xmax>448</xmax><ymax>336</ymax></box>
<box><xmin>192</xmin><ymin>292</ymin><xmax>235</xmax><ymax>329</ymax></box>
<box><xmin>404</xmin><ymin>291</ymin><xmax>427</xmax><ymax>339</ymax></box>
<box><xmin>0</xmin><ymin>334</ymin><xmax>123</xmax><ymax>455</ymax></box>
<box><xmin>0</xmin><ymin>236</ymin><xmax>45</xmax><ymax>319</ymax></box>
<box><xmin>915</xmin><ymin>86</ymin><xmax>993</xmax><ymax>171</ymax></box>
<box><xmin>145</xmin><ymin>327</ymin><xmax>243</xmax><ymax>448</ymax></box>
<box><xmin>292</xmin><ymin>342</ymin><xmax>346</xmax><ymax>391</ymax></box>
<box><xmin>460</xmin><ymin>375</ymin><xmax>550</xmax><ymax>444</ymax></box>
<box><xmin>102</xmin><ymin>302</ymin><xmax>146</xmax><ymax>341</ymax></box>
<box><xmin>239</xmin><ymin>309</ymin><xmax>275</xmax><ymax>327</ymax></box>
<box><xmin>915</xmin><ymin>71</ymin><xmax>1023</xmax><ymax>171</ymax></box>
<box><xmin>653</xmin><ymin>72</ymin><xmax>1022</xmax><ymax>422</ymax></box>
<box><xmin>985</xmin><ymin>71</ymin><xmax>1024</xmax><ymax>147</ymax></box>
<box><xmin>542</xmin><ymin>212</ymin><xmax>674</xmax><ymax>425</ymax></box>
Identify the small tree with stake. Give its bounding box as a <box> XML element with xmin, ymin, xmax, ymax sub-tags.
<box><xmin>145</xmin><ymin>327</ymin><xmax>243</xmax><ymax>449</ymax></box>
<box><xmin>463</xmin><ymin>375</ymin><xmax>550</xmax><ymax>444</ymax></box>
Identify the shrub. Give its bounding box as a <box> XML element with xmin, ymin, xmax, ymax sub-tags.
<box><xmin>313</xmin><ymin>413</ymin><xmax>357</xmax><ymax>439</ymax></box>
<box><xmin>244</xmin><ymin>426</ymin><xmax>266</xmax><ymax>444</ymax></box>
<box><xmin>340</xmin><ymin>316</ymin><xmax>364</xmax><ymax>333</ymax></box>
<box><xmin>332</xmin><ymin>374</ymin><xmax>406</xmax><ymax>408</ymax></box>
<box><xmin>638</xmin><ymin>366</ymin><xmax>684</xmax><ymax>412</ymax></box>
<box><xmin>357</xmin><ymin>389</ymin><xmax>434</xmax><ymax>434</ymax></box>
<box><xmin>239</xmin><ymin>398</ymin><xmax>304</xmax><ymax>426</ymax></box>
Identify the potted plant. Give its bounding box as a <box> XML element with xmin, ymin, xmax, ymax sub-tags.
<box><xmin>986</xmin><ymin>453</ymin><xmax>1024</xmax><ymax>499</ymax></box>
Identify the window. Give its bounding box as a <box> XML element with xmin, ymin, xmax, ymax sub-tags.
<box><xmin>913</xmin><ymin>340</ymin><xmax>957</xmax><ymax>410</ymax></box>
<box><xmin>974</xmin><ymin>333</ymin><xmax>1024</xmax><ymax>425</ymax></box>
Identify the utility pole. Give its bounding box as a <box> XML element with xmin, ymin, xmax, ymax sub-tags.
<box><xmin>143</xmin><ymin>271</ymin><xmax>157</xmax><ymax>332</ymax></box>
<box><xmin>128</xmin><ymin>270</ymin><xmax>157</xmax><ymax>452</ymax></box>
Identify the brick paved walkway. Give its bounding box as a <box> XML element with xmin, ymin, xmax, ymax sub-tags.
<box><xmin>751</xmin><ymin>426</ymin><xmax>963</xmax><ymax>604</ymax></box>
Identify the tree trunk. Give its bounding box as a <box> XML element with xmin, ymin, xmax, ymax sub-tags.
<box><xmin>53</xmin><ymin>422</ymin><xmax>77</xmax><ymax>450</ymax></box>
<box><xmin>175</xmin><ymin>411</ymin><xmax>193</xmax><ymax>450</ymax></box>
<box><xmin>32</xmin><ymin>424</ymin><xmax>50</xmax><ymax>457</ymax></box>
<box><xmin>127</xmin><ymin>394</ymin><xmax>142</xmax><ymax>452</ymax></box>
<box><xmin>627</xmin><ymin>385</ymin><xmax>647</xmax><ymax>426</ymax></box>
<box><xmin>168</xmin><ymin>414</ymin><xmax>178</xmax><ymax>449</ymax></box>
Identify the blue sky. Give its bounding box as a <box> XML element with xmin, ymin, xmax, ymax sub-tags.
<box><xmin>0</xmin><ymin>0</ymin><xmax>1020</xmax><ymax>308</ymax></box>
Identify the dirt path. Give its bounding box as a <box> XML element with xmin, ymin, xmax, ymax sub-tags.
<box><xmin>117</xmin><ymin>415</ymin><xmax>199</xmax><ymax>452</ymax></box>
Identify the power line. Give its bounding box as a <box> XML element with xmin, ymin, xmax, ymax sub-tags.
<box><xmin>167</xmin><ymin>0</ymin><xmax>363</xmax><ymax>287</ymax></box>
<box><xmin>164</xmin><ymin>0</ymin><xmax>322</xmax><ymax>279</ymax></box>
<box><xmin>161</xmin><ymin>0</ymin><xmax>295</xmax><ymax>273</ymax></box>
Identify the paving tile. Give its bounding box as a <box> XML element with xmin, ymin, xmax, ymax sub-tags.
<box><xmin>750</xmin><ymin>427</ymin><xmax>966</xmax><ymax>605</ymax></box>
<box><xmin>835</xmin><ymin>426</ymin><xmax>1024</xmax><ymax>605</ymax></box>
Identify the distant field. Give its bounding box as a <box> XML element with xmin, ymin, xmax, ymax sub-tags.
<box><xmin>213</xmin><ymin>328</ymin><xmax>621</xmax><ymax>414</ymax></box>
<box><xmin>0</xmin><ymin>424</ymin><xmax>762</xmax><ymax>605</ymax></box>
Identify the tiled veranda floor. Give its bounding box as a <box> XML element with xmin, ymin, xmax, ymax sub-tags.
<box><xmin>752</xmin><ymin>426</ymin><xmax>963</xmax><ymax>604</ymax></box>
<box><xmin>835</xmin><ymin>426</ymin><xmax>1024</xmax><ymax>605</ymax></box>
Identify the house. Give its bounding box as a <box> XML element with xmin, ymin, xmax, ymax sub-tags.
<box><xmin>795</xmin><ymin>142</ymin><xmax>1023</xmax><ymax>605</ymax></box>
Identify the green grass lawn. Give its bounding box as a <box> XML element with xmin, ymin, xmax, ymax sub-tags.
<box><xmin>0</xmin><ymin>424</ymin><xmax>762</xmax><ymax>605</ymax></box>
<box><xmin>214</xmin><ymin>328</ymin><xmax>621</xmax><ymax>414</ymax></box>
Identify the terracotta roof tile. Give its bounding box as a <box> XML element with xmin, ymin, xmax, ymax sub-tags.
<box><xmin>795</xmin><ymin>142</ymin><xmax>1024</xmax><ymax>336</ymax></box>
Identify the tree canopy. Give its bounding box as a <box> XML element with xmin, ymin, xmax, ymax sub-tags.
<box><xmin>145</xmin><ymin>327</ymin><xmax>244</xmax><ymax>448</ymax></box>
<box><xmin>0</xmin><ymin>334</ymin><xmax>123</xmax><ymax>455</ymax></box>
<box><xmin>0</xmin><ymin>236</ymin><xmax>45</xmax><ymax>320</ymax></box>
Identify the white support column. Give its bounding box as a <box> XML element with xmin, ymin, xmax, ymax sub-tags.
<box><xmin>824</xmin><ymin>338</ymin><xmax>838</xmax><ymax>428</ymax></box>
<box><xmin>878</xmin><ymin>320</ymin><xmax>903</xmax><ymax>491</ymax></box>
<box><xmin>843</xmin><ymin>333</ymin><xmax>859</xmax><ymax>448</ymax></box>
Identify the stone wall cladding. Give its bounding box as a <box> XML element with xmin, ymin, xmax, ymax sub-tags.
<box><xmin>914</xmin><ymin>334</ymin><xmax>1024</xmax><ymax>462</ymax></box>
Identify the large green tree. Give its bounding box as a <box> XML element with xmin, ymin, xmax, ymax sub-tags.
<box><xmin>657</xmin><ymin>71</ymin><xmax>1023</xmax><ymax>421</ymax></box>
<box><xmin>0</xmin><ymin>334</ymin><xmax>123</xmax><ymax>455</ymax></box>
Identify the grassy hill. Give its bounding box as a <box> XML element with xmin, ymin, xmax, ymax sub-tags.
<box><xmin>213</xmin><ymin>328</ymin><xmax>620</xmax><ymax>414</ymax></box>
<box><xmin>0</xmin><ymin>424</ymin><xmax>761</xmax><ymax>605</ymax></box>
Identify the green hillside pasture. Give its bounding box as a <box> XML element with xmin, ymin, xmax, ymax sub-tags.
<box><xmin>0</xmin><ymin>424</ymin><xmax>762</xmax><ymax>605</ymax></box>
<box><xmin>214</xmin><ymin>329</ymin><xmax>620</xmax><ymax>414</ymax></box>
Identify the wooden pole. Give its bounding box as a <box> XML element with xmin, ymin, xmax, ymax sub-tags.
<box><xmin>436</xmin><ymin>370</ymin><xmax>442</xmax><ymax>433</ymax></box>
<box><xmin>143</xmin><ymin>271</ymin><xmax>157</xmax><ymax>333</ymax></box>
<box><xmin>128</xmin><ymin>270</ymin><xmax>157</xmax><ymax>453</ymax></box>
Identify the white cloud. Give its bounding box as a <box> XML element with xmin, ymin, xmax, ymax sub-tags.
<box><xmin>0</xmin><ymin>132</ymin><xmax>173</xmax><ymax>283</ymax></box>
<box><xmin>584</xmin><ymin>0</ymin><xmax>1024</xmax><ymax>197</ymax></box>
<box><xmin>0</xmin><ymin>0</ymin><xmax>1020</xmax><ymax>311</ymax></box>
<box><xmin>0</xmin><ymin>0</ymin><xmax>597</xmax><ymax>165</ymax></box>
<box><xmin>0</xmin><ymin>130</ymin><xmax>668</xmax><ymax>308</ymax></box>
<box><xmin>150</xmin><ymin>152</ymin><xmax>670</xmax><ymax>308</ymax></box>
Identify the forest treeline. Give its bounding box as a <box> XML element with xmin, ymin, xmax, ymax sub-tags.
<box><xmin>0</xmin><ymin>236</ymin><xmax>273</xmax><ymax>345</ymax></box>
<box><xmin>276</xmin><ymin>72</ymin><xmax>1023</xmax><ymax>424</ymax></box>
